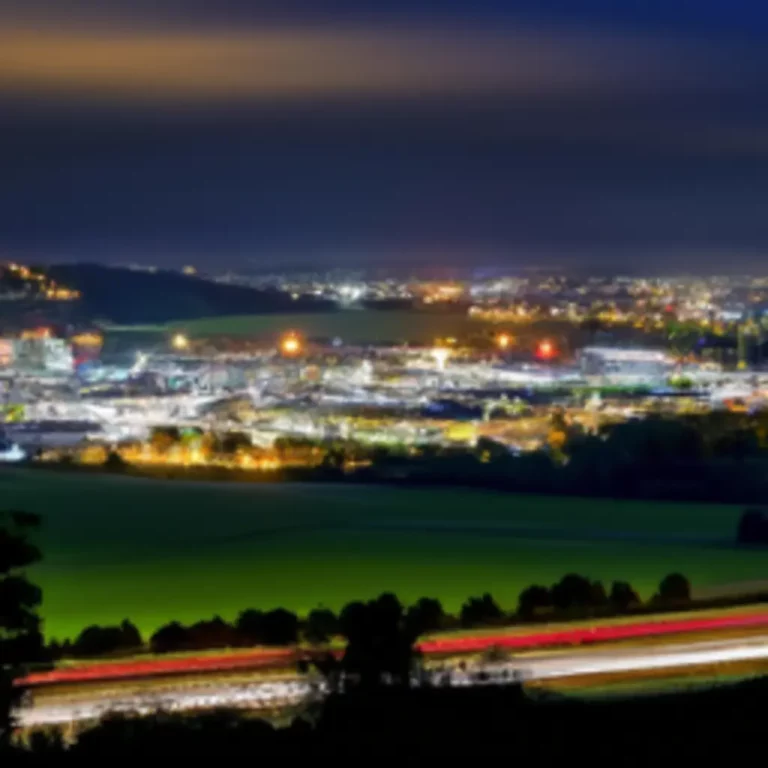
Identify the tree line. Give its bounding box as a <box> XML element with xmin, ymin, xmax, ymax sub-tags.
<box><xmin>48</xmin><ymin>572</ymin><xmax>692</xmax><ymax>660</ymax></box>
<box><xmin>1</xmin><ymin>512</ymin><xmax>760</xmax><ymax>762</ymax></box>
<box><xmin>43</xmin><ymin>411</ymin><xmax>768</xmax><ymax>506</ymax></box>
<box><xmin>353</xmin><ymin>413</ymin><xmax>768</xmax><ymax>504</ymax></box>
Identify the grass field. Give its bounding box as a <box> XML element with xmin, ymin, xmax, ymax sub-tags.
<box><xmin>160</xmin><ymin>311</ymin><xmax>590</xmax><ymax>346</ymax></box>
<box><xmin>3</xmin><ymin>468</ymin><xmax>767</xmax><ymax>640</ymax></box>
<box><xmin>168</xmin><ymin>310</ymin><xmax>486</xmax><ymax>344</ymax></box>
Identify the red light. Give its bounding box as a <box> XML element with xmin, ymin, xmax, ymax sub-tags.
<box><xmin>536</xmin><ymin>340</ymin><xmax>555</xmax><ymax>359</ymax></box>
<box><xmin>18</xmin><ymin>610</ymin><xmax>768</xmax><ymax>687</ymax></box>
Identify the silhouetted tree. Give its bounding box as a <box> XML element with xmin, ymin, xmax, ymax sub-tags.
<box><xmin>236</xmin><ymin>609</ymin><xmax>266</xmax><ymax>644</ymax></box>
<box><xmin>551</xmin><ymin>574</ymin><xmax>595</xmax><ymax>611</ymax></box>
<box><xmin>104</xmin><ymin>451</ymin><xmax>127</xmax><ymax>471</ymax></box>
<box><xmin>0</xmin><ymin>510</ymin><xmax>43</xmax><ymax>746</ymax></box>
<box><xmin>517</xmin><ymin>585</ymin><xmax>553</xmax><ymax>620</ymax></box>
<box><xmin>305</xmin><ymin>608</ymin><xmax>339</xmax><ymax>644</ymax></box>
<box><xmin>339</xmin><ymin>593</ymin><xmax>420</xmax><ymax>689</ymax></box>
<box><xmin>150</xmin><ymin>427</ymin><xmax>181</xmax><ymax>454</ymax></box>
<box><xmin>261</xmin><ymin>609</ymin><xmax>299</xmax><ymax>645</ymax></box>
<box><xmin>405</xmin><ymin>597</ymin><xmax>446</xmax><ymax>635</ymax></box>
<box><xmin>713</xmin><ymin>430</ymin><xmax>759</xmax><ymax>460</ymax></box>
<box><xmin>655</xmin><ymin>573</ymin><xmax>692</xmax><ymax>604</ymax></box>
<box><xmin>460</xmin><ymin>594</ymin><xmax>504</xmax><ymax>627</ymax></box>
<box><xmin>590</xmin><ymin>581</ymin><xmax>609</xmax><ymax>607</ymax></box>
<box><xmin>187</xmin><ymin>616</ymin><xmax>238</xmax><ymax>650</ymax></box>
<box><xmin>220</xmin><ymin>432</ymin><xmax>251</xmax><ymax>455</ymax></box>
<box><xmin>609</xmin><ymin>581</ymin><xmax>641</xmax><ymax>612</ymax></box>
<box><xmin>149</xmin><ymin>621</ymin><xmax>189</xmax><ymax>654</ymax></box>
<box><xmin>737</xmin><ymin>509</ymin><xmax>768</xmax><ymax>545</ymax></box>
<box><xmin>73</xmin><ymin>620</ymin><xmax>143</xmax><ymax>657</ymax></box>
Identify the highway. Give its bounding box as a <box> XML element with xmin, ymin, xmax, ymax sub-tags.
<box><xmin>19</xmin><ymin>634</ymin><xmax>768</xmax><ymax>728</ymax></box>
<box><xmin>21</xmin><ymin>607</ymin><xmax>768</xmax><ymax>689</ymax></box>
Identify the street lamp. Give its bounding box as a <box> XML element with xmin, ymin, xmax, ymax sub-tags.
<box><xmin>172</xmin><ymin>333</ymin><xmax>189</xmax><ymax>351</ymax></box>
<box><xmin>496</xmin><ymin>333</ymin><xmax>512</xmax><ymax>350</ymax></box>
<box><xmin>280</xmin><ymin>333</ymin><xmax>302</xmax><ymax>356</ymax></box>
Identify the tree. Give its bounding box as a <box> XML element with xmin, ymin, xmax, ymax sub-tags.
<box><xmin>220</xmin><ymin>432</ymin><xmax>251</xmax><ymax>455</ymax></box>
<box><xmin>72</xmin><ymin>620</ymin><xmax>143</xmax><ymax>657</ymax></box>
<box><xmin>460</xmin><ymin>594</ymin><xmax>504</xmax><ymax>627</ymax></box>
<box><xmin>149</xmin><ymin>621</ymin><xmax>189</xmax><ymax>654</ymax></box>
<box><xmin>305</xmin><ymin>609</ymin><xmax>339</xmax><ymax>644</ymax></box>
<box><xmin>339</xmin><ymin>593</ymin><xmax>420</xmax><ymax>689</ymax></box>
<box><xmin>608</xmin><ymin>581</ymin><xmax>641</xmax><ymax>612</ymax></box>
<box><xmin>104</xmin><ymin>451</ymin><xmax>127</xmax><ymax>471</ymax></box>
<box><xmin>517</xmin><ymin>585</ymin><xmax>553</xmax><ymax>620</ymax></box>
<box><xmin>551</xmin><ymin>574</ymin><xmax>595</xmax><ymax>612</ymax></box>
<box><xmin>150</xmin><ymin>427</ymin><xmax>180</xmax><ymax>455</ymax></box>
<box><xmin>737</xmin><ymin>509</ymin><xmax>768</xmax><ymax>545</ymax></box>
<box><xmin>405</xmin><ymin>597</ymin><xmax>446</xmax><ymax>635</ymax></box>
<box><xmin>236</xmin><ymin>609</ymin><xmax>266</xmax><ymax>645</ymax></box>
<box><xmin>233</xmin><ymin>607</ymin><xmax>299</xmax><ymax>647</ymax></box>
<box><xmin>261</xmin><ymin>609</ymin><xmax>299</xmax><ymax>645</ymax></box>
<box><xmin>656</xmin><ymin>573</ymin><xmax>692</xmax><ymax>604</ymax></box>
<box><xmin>186</xmin><ymin>617</ymin><xmax>238</xmax><ymax>650</ymax></box>
<box><xmin>0</xmin><ymin>510</ymin><xmax>43</xmax><ymax>746</ymax></box>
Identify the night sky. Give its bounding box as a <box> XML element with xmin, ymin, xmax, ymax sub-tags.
<box><xmin>3</xmin><ymin>1</ymin><xmax>768</xmax><ymax>271</ymax></box>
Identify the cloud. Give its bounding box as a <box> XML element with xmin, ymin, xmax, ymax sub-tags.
<box><xmin>0</xmin><ymin>22</ymin><xmax>752</xmax><ymax>103</ymax></box>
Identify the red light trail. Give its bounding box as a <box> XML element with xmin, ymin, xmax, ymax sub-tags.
<box><xmin>18</xmin><ymin>609</ymin><xmax>768</xmax><ymax>688</ymax></box>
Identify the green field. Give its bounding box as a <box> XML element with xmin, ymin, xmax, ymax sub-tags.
<box><xmin>170</xmin><ymin>310</ymin><xmax>487</xmax><ymax>344</ymax></box>
<box><xmin>3</xmin><ymin>469</ymin><xmax>767</xmax><ymax>640</ymax></box>
<box><xmin>160</xmin><ymin>311</ymin><xmax>590</xmax><ymax>346</ymax></box>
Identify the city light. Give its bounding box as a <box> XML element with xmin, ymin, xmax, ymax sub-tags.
<box><xmin>496</xmin><ymin>333</ymin><xmax>512</xmax><ymax>350</ymax></box>
<box><xmin>536</xmin><ymin>340</ymin><xmax>556</xmax><ymax>360</ymax></box>
<box><xmin>172</xmin><ymin>333</ymin><xmax>189</xmax><ymax>351</ymax></box>
<box><xmin>280</xmin><ymin>333</ymin><xmax>302</xmax><ymax>356</ymax></box>
<box><xmin>431</xmin><ymin>347</ymin><xmax>451</xmax><ymax>371</ymax></box>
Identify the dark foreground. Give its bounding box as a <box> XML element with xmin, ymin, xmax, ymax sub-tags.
<box><xmin>8</xmin><ymin>678</ymin><xmax>768</xmax><ymax>761</ymax></box>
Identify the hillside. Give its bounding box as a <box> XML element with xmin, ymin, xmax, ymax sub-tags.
<box><xmin>47</xmin><ymin>264</ymin><xmax>336</xmax><ymax>324</ymax></box>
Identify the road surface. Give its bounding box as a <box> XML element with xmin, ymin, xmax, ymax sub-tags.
<box><xmin>21</xmin><ymin>607</ymin><xmax>768</xmax><ymax>688</ymax></box>
<box><xmin>19</xmin><ymin>634</ymin><xmax>768</xmax><ymax>728</ymax></box>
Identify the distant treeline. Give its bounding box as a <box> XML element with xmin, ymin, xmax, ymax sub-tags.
<box><xmin>49</xmin><ymin>573</ymin><xmax>692</xmax><ymax>660</ymax></box>
<box><xmin>38</xmin><ymin>413</ymin><xmax>768</xmax><ymax>506</ymax></box>
<box><xmin>369</xmin><ymin>413</ymin><xmax>768</xmax><ymax>505</ymax></box>
<box><xmin>46</xmin><ymin>264</ymin><xmax>336</xmax><ymax>324</ymax></box>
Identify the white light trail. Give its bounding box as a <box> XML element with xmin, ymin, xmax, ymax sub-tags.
<box><xmin>18</xmin><ymin>637</ymin><xmax>768</xmax><ymax>728</ymax></box>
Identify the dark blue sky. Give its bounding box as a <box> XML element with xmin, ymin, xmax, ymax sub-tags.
<box><xmin>3</xmin><ymin>1</ymin><xmax>768</xmax><ymax>270</ymax></box>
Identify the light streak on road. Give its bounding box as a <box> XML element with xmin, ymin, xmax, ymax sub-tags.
<box><xmin>20</xmin><ymin>609</ymin><xmax>768</xmax><ymax>689</ymax></box>
<box><xmin>18</xmin><ymin>636</ymin><xmax>768</xmax><ymax>728</ymax></box>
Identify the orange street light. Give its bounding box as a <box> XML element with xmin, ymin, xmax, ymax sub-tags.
<box><xmin>496</xmin><ymin>333</ymin><xmax>512</xmax><ymax>350</ymax></box>
<box><xmin>280</xmin><ymin>333</ymin><xmax>302</xmax><ymax>356</ymax></box>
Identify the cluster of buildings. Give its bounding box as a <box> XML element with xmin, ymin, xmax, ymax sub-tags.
<box><xmin>0</xmin><ymin>262</ymin><xmax>79</xmax><ymax>302</ymax></box>
<box><xmin>3</xmin><ymin>261</ymin><xmax>768</xmax><ymax>467</ymax></box>
<box><xmin>176</xmin><ymin>267</ymin><xmax>768</xmax><ymax>328</ymax></box>
<box><xmin>2</xmin><ymin>324</ymin><xmax>768</xmax><ymax>467</ymax></box>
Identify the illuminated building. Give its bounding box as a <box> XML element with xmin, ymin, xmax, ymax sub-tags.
<box><xmin>431</xmin><ymin>347</ymin><xmax>451</xmax><ymax>371</ymax></box>
<box><xmin>0</xmin><ymin>339</ymin><xmax>14</xmax><ymax>367</ymax></box>
<box><xmin>13</xmin><ymin>338</ymin><xmax>74</xmax><ymax>373</ymax></box>
<box><xmin>579</xmin><ymin>347</ymin><xmax>673</xmax><ymax>380</ymax></box>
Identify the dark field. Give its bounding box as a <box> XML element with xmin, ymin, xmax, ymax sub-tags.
<box><xmin>2</xmin><ymin>469</ymin><xmax>764</xmax><ymax>639</ymax></box>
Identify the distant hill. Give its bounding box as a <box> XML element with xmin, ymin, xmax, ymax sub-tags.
<box><xmin>47</xmin><ymin>264</ymin><xmax>336</xmax><ymax>324</ymax></box>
